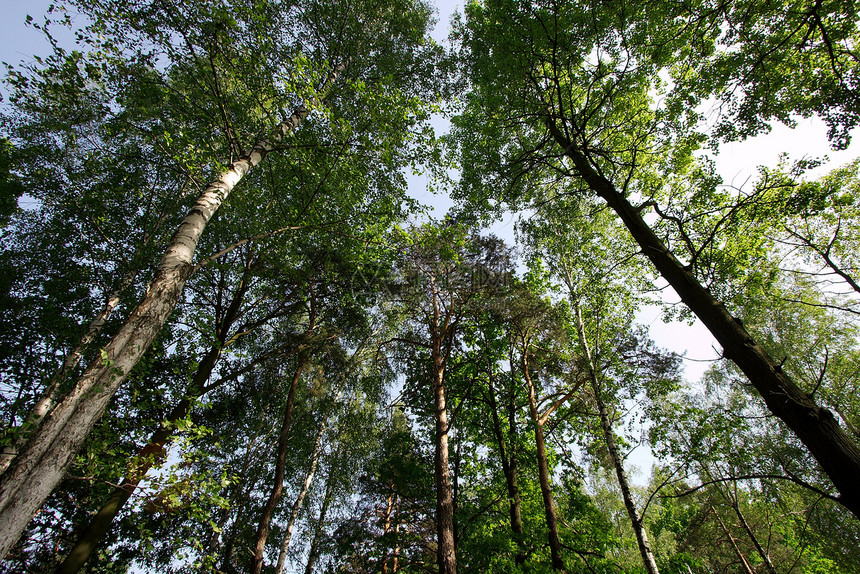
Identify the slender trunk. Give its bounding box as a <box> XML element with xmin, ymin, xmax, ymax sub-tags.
<box><xmin>392</xmin><ymin>507</ymin><xmax>401</xmax><ymax>574</ymax></box>
<box><xmin>486</xmin><ymin>373</ymin><xmax>525</xmax><ymax>561</ymax></box>
<box><xmin>593</xmin><ymin>392</ymin><xmax>660</xmax><ymax>574</ymax></box>
<box><xmin>731</xmin><ymin>500</ymin><xmax>778</xmax><ymax>574</ymax></box>
<box><xmin>432</xmin><ymin>335</ymin><xmax>457</xmax><ymax>574</ymax></box>
<box><xmin>548</xmin><ymin>123</ymin><xmax>860</xmax><ymax>517</ymax></box>
<box><xmin>274</xmin><ymin>416</ymin><xmax>327</xmax><ymax>574</ymax></box>
<box><xmin>249</xmin><ymin>357</ymin><xmax>308</xmax><ymax>574</ymax></box>
<box><xmin>713</xmin><ymin>506</ymin><xmax>755</xmax><ymax>574</ymax></box>
<box><xmin>382</xmin><ymin>492</ymin><xmax>395</xmax><ymax>574</ymax></box>
<box><xmin>250</xmin><ymin>280</ymin><xmax>320</xmax><ymax>574</ymax></box>
<box><xmin>573</xmin><ymin>306</ymin><xmax>660</xmax><ymax>574</ymax></box>
<box><xmin>0</xmin><ymin>270</ymin><xmax>137</xmax><ymax>476</ymax></box>
<box><xmin>219</xmin><ymin>418</ymin><xmax>277</xmax><ymax>574</ymax></box>
<box><xmin>303</xmin><ymin>467</ymin><xmax>336</xmax><ymax>574</ymax></box>
<box><xmin>0</xmin><ymin>65</ymin><xmax>345</xmax><ymax>561</ymax></box>
<box><xmin>56</xmin><ymin>390</ymin><xmax>196</xmax><ymax>574</ymax></box>
<box><xmin>523</xmin><ymin>353</ymin><xmax>566</xmax><ymax>572</ymax></box>
<box><xmin>57</xmin><ymin>268</ymin><xmax>252</xmax><ymax>574</ymax></box>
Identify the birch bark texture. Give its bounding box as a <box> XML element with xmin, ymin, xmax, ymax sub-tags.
<box><xmin>0</xmin><ymin>63</ymin><xmax>344</xmax><ymax>561</ymax></box>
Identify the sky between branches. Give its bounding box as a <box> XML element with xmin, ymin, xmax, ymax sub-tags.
<box><xmin>1</xmin><ymin>0</ymin><xmax>858</xmax><ymax>383</ymax></box>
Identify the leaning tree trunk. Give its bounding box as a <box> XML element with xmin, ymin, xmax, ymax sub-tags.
<box><xmin>523</xmin><ymin>353</ymin><xmax>566</xmax><ymax>572</ymax></box>
<box><xmin>56</xmin><ymin>267</ymin><xmax>252</xmax><ymax>574</ymax></box>
<box><xmin>0</xmin><ymin>269</ymin><xmax>138</xmax><ymax>476</ymax></box>
<box><xmin>731</xmin><ymin>498</ymin><xmax>778</xmax><ymax>574</ymax></box>
<box><xmin>0</xmin><ymin>63</ymin><xmax>345</xmax><ymax>562</ymax></box>
<box><xmin>574</xmin><ymin>305</ymin><xmax>660</xmax><ymax>574</ymax></box>
<box><xmin>712</xmin><ymin>506</ymin><xmax>755</xmax><ymax>574</ymax></box>
<box><xmin>548</xmin><ymin>122</ymin><xmax>860</xmax><ymax>518</ymax></box>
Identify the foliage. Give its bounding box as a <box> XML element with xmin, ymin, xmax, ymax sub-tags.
<box><xmin>0</xmin><ymin>0</ymin><xmax>859</xmax><ymax>573</ymax></box>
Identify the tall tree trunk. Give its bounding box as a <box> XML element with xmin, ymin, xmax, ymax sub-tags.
<box><xmin>303</xmin><ymin>466</ymin><xmax>336</xmax><ymax>574</ymax></box>
<box><xmin>548</xmin><ymin>122</ymin><xmax>860</xmax><ymax>518</ymax></box>
<box><xmin>431</xmin><ymin>335</ymin><xmax>457</xmax><ymax>574</ymax></box>
<box><xmin>573</xmin><ymin>305</ymin><xmax>660</xmax><ymax>574</ymax></box>
<box><xmin>207</xmin><ymin>424</ymin><xmax>269</xmax><ymax>573</ymax></box>
<box><xmin>486</xmin><ymin>372</ymin><xmax>525</xmax><ymax>562</ymax></box>
<box><xmin>713</xmin><ymin>506</ymin><xmax>755</xmax><ymax>574</ymax></box>
<box><xmin>0</xmin><ymin>269</ymin><xmax>137</xmax><ymax>476</ymax></box>
<box><xmin>0</xmin><ymin>64</ymin><xmax>345</xmax><ymax>561</ymax></box>
<box><xmin>274</xmin><ymin>416</ymin><xmax>327</xmax><ymax>574</ymax></box>
<box><xmin>56</xmin><ymin>267</ymin><xmax>253</xmax><ymax>574</ymax></box>
<box><xmin>249</xmin><ymin>352</ymin><xmax>310</xmax><ymax>574</ymax></box>
<box><xmin>523</xmin><ymin>353</ymin><xmax>566</xmax><ymax>572</ymax></box>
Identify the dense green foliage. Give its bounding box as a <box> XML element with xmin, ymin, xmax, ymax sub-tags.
<box><xmin>0</xmin><ymin>0</ymin><xmax>858</xmax><ymax>572</ymax></box>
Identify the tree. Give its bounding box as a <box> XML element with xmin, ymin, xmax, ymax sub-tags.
<box><xmin>502</xmin><ymin>278</ymin><xmax>576</xmax><ymax>572</ymax></box>
<box><xmin>520</xmin><ymin>194</ymin><xmax>679</xmax><ymax>574</ymax></box>
<box><xmin>391</xmin><ymin>225</ymin><xmax>512</xmax><ymax>574</ymax></box>
<box><xmin>452</xmin><ymin>0</ymin><xmax>860</xmax><ymax>518</ymax></box>
<box><xmin>0</xmin><ymin>0</ymin><xmax>438</xmax><ymax>559</ymax></box>
<box><xmin>1</xmin><ymin>0</ymin><xmax>859</xmax><ymax>570</ymax></box>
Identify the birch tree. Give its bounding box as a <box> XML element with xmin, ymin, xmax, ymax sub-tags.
<box><xmin>0</xmin><ymin>0</ymin><xmax>438</xmax><ymax>560</ymax></box>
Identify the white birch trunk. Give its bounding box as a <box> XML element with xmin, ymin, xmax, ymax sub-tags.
<box><xmin>0</xmin><ymin>269</ymin><xmax>136</xmax><ymax>476</ymax></box>
<box><xmin>274</xmin><ymin>417</ymin><xmax>327</xmax><ymax>574</ymax></box>
<box><xmin>0</xmin><ymin>62</ymin><xmax>344</xmax><ymax>560</ymax></box>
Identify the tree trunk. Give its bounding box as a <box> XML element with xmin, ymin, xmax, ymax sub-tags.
<box><xmin>249</xmin><ymin>354</ymin><xmax>309</xmax><ymax>574</ymax></box>
<box><xmin>548</xmin><ymin>122</ymin><xmax>860</xmax><ymax>518</ymax></box>
<box><xmin>0</xmin><ymin>269</ymin><xmax>137</xmax><ymax>476</ymax></box>
<box><xmin>0</xmin><ymin>64</ymin><xmax>345</xmax><ymax>561</ymax></box>
<box><xmin>303</xmin><ymin>466</ymin><xmax>336</xmax><ymax>574</ymax></box>
<box><xmin>732</xmin><ymin>500</ymin><xmax>778</xmax><ymax>574</ymax></box>
<box><xmin>573</xmin><ymin>305</ymin><xmax>660</xmax><ymax>574</ymax></box>
<box><xmin>431</xmin><ymin>333</ymin><xmax>457</xmax><ymax>574</ymax></box>
<box><xmin>523</xmin><ymin>353</ymin><xmax>566</xmax><ymax>572</ymax></box>
<box><xmin>56</xmin><ymin>389</ymin><xmax>196</xmax><ymax>574</ymax></box>
<box><xmin>57</xmin><ymin>266</ymin><xmax>253</xmax><ymax>574</ymax></box>
<box><xmin>382</xmin><ymin>492</ymin><xmax>395</xmax><ymax>574</ymax></box>
<box><xmin>486</xmin><ymin>372</ymin><xmax>525</xmax><ymax>562</ymax></box>
<box><xmin>274</xmin><ymin>416</ymin><xmax>327</xmax><ymax>574</ymax></box>
<box><xmin>713</xmin><ymin>506</ymin><xmax>755</xmax><ymax>574</ymax></box>
<box><xmin>392</xmin><ymin>510</ymin><xmax>402</xmax><ymax>574</ymax></box>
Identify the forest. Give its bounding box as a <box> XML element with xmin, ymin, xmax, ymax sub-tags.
<box><xmin>0</xmin><ymin>0</ymin><xmax>859</xmax><ymax>572</ymax></box>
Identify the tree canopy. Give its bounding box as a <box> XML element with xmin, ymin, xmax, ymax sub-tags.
<box><xmin>0</xmin><ymin>0</ymin><xmax>858</xmax><ymax>572</ymax></box>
